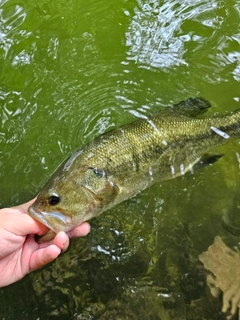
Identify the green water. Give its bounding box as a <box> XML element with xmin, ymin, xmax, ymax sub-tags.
<box><xmin>1</xmin><ymin>0</ymin><xmax>240</xmax><ymax>319</ymax></box>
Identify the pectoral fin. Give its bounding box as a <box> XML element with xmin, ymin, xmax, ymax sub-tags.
<box><xmin>97</xmin><ymin>180</ymin><xmax>120</xmax><ymax>204</ymax></box>
<box><xmin>83</xmin><ymin>180</ymin><xmax>120</xmax><ymax>214</ymax></box>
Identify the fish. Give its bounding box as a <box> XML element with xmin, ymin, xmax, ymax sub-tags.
<box><xmin>28</xmin><ymin>97</ymin><xmax>240</xmax><ymax>242</ymax></box>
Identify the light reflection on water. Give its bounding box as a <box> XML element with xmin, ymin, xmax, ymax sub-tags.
<box><xmin>126</xmin><ymin>0</ymin><xmax>219</xmax><ymax>68</ymax></box>
<box><xmin>1</xmin><ymin>0</ymin><xmax>240</xmax><ymax>319</ymax></box>
<box><xmin>126</xmin><ymin>0</ymin><xmax>240</xmax><ymax>89</ymax></box>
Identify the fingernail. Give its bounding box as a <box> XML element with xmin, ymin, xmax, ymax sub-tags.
<box><xmin>61</xmin><ymin>232</ymin><xmax>67</xmax><ymax>244</ymax></box>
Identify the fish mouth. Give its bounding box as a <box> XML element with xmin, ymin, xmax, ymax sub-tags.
<box><xmin>28</xmin><ymin>205</ymin><xmax>55</xmax><ymax>230</ymax></box>
<box><xmin>28</xmin><ymin>205</ymin><xmax>72</xmax><ymax>233</ymax></box>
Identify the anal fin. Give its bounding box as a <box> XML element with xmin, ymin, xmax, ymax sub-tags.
<box><xmin>193</xmin><ymin>153</ymin><xmax>224</xmax><ymax>170</ymax></box>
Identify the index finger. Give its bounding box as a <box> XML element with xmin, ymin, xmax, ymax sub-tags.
<box><xmin>0</xmin><ymin>206</ymin><xmax>48</xmax><ymax>236</ymax></box>
<box><xmin>12</xmin><ymin>197</ymin><xmax>37</xmax><ymax>214</ymax></box>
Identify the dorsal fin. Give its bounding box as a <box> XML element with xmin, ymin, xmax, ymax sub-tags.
<box><xmin>167</xmin><ymin>97</ymin><xmax>211</xmax><ymax>117</ymax></box>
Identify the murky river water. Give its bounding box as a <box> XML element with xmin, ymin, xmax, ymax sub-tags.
<box><xmin>1</xmin><ymin>0</ymin><xmax>240</xmax><ymax>319</ymax></box>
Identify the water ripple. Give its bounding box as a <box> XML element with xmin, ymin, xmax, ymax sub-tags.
<box><xmin>0</xmin><ymin>3</ymin><xmax>29</xmax><ymax>59</ymax></box>
<box><xmin>125</xmin><ymin>0</ymin><xmax>239</xmax><ymax>73</ymax></box>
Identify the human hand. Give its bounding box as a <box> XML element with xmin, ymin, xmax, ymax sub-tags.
<box><xmin>0</xmin><ymin>198</ymin><xmax>90</xmax><ymax>288</ymax></box>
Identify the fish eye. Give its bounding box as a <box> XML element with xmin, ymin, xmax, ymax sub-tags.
<box><xmin>93</xmin><ymin>167</ymin><xmax>105</xmax><ymax>178</ymax></box>
<box><xmin>47</xmin><ymin>194</ymin><xmax>61</xmax><ymax>206</ymax></box>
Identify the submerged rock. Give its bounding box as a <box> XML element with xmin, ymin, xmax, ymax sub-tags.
<box><xmin>199</xmin><ymin>236</ymin><xmax>240</xmax><ymax>318</ymax></box>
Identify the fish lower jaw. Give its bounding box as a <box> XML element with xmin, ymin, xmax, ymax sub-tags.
<box><xmin>28</xmin><ymin>205</ymin><xmax>71</xmax><ymax>233</ymax></box>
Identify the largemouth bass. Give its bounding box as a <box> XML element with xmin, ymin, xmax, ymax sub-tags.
<box><xmin>28</xmin><ymin>97</ymin><xmax>240</xmax><ymax>242</ymax></box>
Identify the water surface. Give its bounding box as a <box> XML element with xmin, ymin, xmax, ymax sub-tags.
<box><xmin>1</xmin><ymin>0</ymin><xmax>240</xmax><ymax>319</ymax></box>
